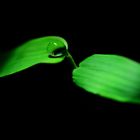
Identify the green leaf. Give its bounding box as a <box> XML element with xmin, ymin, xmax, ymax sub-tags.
<box><xmin>0</xmin><ymin>36</ymin><xmax>68</xmax><ymax>77</ymax></box>
<box><xmin>73</xmin><ymin>54</ymin><xmax>140</xmax><ymax>104</ymax></box>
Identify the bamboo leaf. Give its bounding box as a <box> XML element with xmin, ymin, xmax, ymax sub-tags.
<box><xmin>0</xmin><ymin>36</ymin><xmax>68</xmax><ymax>77</ymax></box>
<box><xmin>73</xmin><ymin>54</ymin><xmax>140</xmax><ymax>104</ymax></box>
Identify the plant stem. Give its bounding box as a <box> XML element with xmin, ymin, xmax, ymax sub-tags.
<box><xmin>65</xmin><ymin>50</ymin><xmax>78</xmax><ymax>69</ymax></box>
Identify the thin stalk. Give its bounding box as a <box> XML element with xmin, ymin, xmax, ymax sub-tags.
<box><xmin>65</xmin><ymin>50</ymin><xmax>78</xmax><ymax>69</ymax></box>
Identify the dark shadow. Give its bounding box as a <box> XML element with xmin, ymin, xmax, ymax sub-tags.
<box><xmin>0</xmin><ymin>50</ymin><xmax>14</xmax><ymax>71</ymax></box>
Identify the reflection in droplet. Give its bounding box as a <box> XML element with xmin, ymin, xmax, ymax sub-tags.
<box><xmin>49</xmin><ymin>47</ymin><xmax>67</xmax><ymax>58</ymax></box>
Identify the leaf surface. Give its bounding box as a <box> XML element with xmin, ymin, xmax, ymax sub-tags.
<box><xmin>73</xmin><ymin>54</ymin><xmax>140</xmax><ymax>104</ymax></box>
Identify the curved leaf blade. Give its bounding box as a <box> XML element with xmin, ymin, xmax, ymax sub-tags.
<box><xmin>0</xmin><ymin>36</ymin><xmax>68</xmax><ymax>77</ymax></box>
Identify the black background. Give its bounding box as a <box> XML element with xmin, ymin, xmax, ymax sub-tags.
<box><xmin>0</xmin><ymin>3</ymin><xmax>140</xmax><ymax>123</ymax></box>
